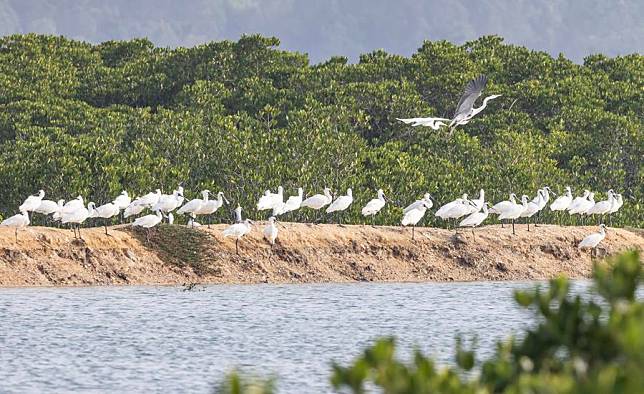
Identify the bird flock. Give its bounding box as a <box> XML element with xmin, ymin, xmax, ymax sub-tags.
<box><xmin>1</xmin><ymin>183</ymin><xmax>623</xmax><ymax>256</ymax></box>
<box><xmin>0</xmin><ymin>76</ymin><xmax>625</xmax><ymax>256</ymax></box>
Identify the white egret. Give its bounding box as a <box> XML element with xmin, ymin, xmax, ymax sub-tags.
<box><xmin>396</xmin><ymin>117</ymin><xmax>449</xmax><ymax>129</ymax></box>
<box><xmin>520</xmin><ymin>191</ymin><xmax>543</xmax><ymax>231</ymax></box>
<box><xmin>301</xmin><ymin>187</ymin><xmax>333</xmax><ymax>221</ymax></box>
<box><xmin>578</xmin><ymin>224</ymin><xmax>607</xmax><ymax>258</ymax></box>
<box><xmin>459</xmin><ymin>203</ymin><xmax>490</xmax><ymax>239</ymax></box>
<box><xmin>326</xmin><ymin>188</ymin><xmax>353</xmax><ymax>224</ymax></box>
<box><xmin>280</xmin><ymin>187</ymin><xmax>304</xmax><ymax>216</ymax></box>
<box><xmin>402</xmin><ymin>200</ymin><xmax>432</xmax><ymax>240</ymax></box>
<box><xmin>257</xmin><ymin>186</ymin><xmax>284</xmax><ymax>211</ymax></box>
<box><xmin>586</xmin><ymin>190</ymin><xmax>615</xmax><ymax>224</ymax></box>
<box><xmin>498</xmin><ymin>195</ymin><xmax>527</xmax><ymax>235</ymax></box>
<box><xmin>124</xmin><ymin>198</ymin><xmax>146</xmax><ymax>219</ymax></box>
<box><xmin>1</xmin><ymin>210</ymin><xmax>30</xmax><ymax>241</ymax></box>
<box><xmin>263</xmin><ymin>216</ymin><xmax>278</xmax><ymax>246</ymax></box>
<box><xmin>132</xmin><ymin>210</ymin><xmax>163</xmax><ymax>243</ymax></box>
<box><xmin>448</xmin><ymin>75</ymin><xmax>501</xmax><ymax>133</ymax></box>
<box><xmin>194</xmin><ymin>191</ymin><xmax>228</xmax><ymax>227</ymax></box>
<box><xmin>92</xmin><ymin>202</ymin><xmax>121</xmax><ymax>235</ymax></box>
<box><xmin>223</xmin><ymin>219</ymin><xmax>253</xmax><ymax>255</ymax></box>
<box><xmin>113</xmin><ymin>191</ymin><xmax>131</xmax><ymax>211</ymax></box>
<box><xmin>435</xmin><ymin>194</ymin><xmax>468</xmax><ymax>219</ymax></box>
<box><xmin>404</xmin><ymin>193</ymin><xmax>433</xmax><ymax>215</ymax></box>
<box><xmin>19</xmin><ymin>190</ymin><xmax>45</xmax><ymax>212</ymax></box>
<box><xmin>177</xmin><ymin>190</ymin><xmax>210</xmax><ymax>216</ymax></box>
<box><xmin>137</xmin><ymin>189</ymin><xmax>162</xmax><ymax>208</ymax></box>
<box><xmin>361</xmin><ymin>189</ymin><xmax>386</xmax><ymax>223</ymax></box>
<box><xmin>62</xmin><ymin>202</ymin><xmax>95</xmax><ymax>239</ymax></box>
<box><xmin>489</xmin><ymin>193</ymin><xmax>518</xmax><ymax>228</ymax></box>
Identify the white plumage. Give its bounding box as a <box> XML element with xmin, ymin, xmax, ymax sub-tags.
<box><xmin>403</xmin><ymin>193</ymin><xmax>433</xmax><ymax>215</ymax></box>
<box><xmin>498</xmin><ymin>195</ymin><xmax>527</xmax><ymax>221</ymax></box>
<box><xmin>567</xmin><ymin>190</ymin><xmax>591</xmax><ymax>214</ymax></box>
<box><xmin>263</xmin><ymin>216</ymin><xmax>278</xmax><ymax>245</ymax></box>
<box><xmin>1</xmin><ymin>210</ymin><xmax>30</xmax><ymax>237</ymax></box>
<box><xmin>34</xmin><ymin>199</ymin><xmax>61</xmax><ymax>215</ymax></box>
<box><xmin>177</xmin><ymin>190</ymin><xmax>210</xmax><ymax>215</ymax></box>
<box><xmin>586</xmin><ymin>190</ymin><xmax>615</xmax><ymax>216</ymax></box>
<box><xmin>578</xmin><ymin>224</ymin><xmax>606</xmax><ymax>250</ymax></box>
<box><xmin>280</xmin><ymin>187</ymin><xmax>304</xmax><ymax>215</ymax></box>
<box><xmin>362</xmin><ymin>189</ymin><xmax>386</xmax><ymax>217</ymax></box>
<box><xmin>124</xmin><ymin>198</ymin><xmax>146</xmax><ymax>218</ymax></box>
<box><xmin>257</xmin><ymin>186</ymin><xmax>284</xmax><ymax>211</ymax></box>
<box><xmin>435</xmin><ymin>194</ymin><xmax>468</xmax><ymax>219</ymax></box>
<box><xmin>113</xmin><ymin>191</ymin><xmax>131</xmax><ymax>210</ymax></box>
<box><xmin>19</xmin><ymin>190</ymin><xmax>45</xmax><ymax>212</ymax></box>
<box><xmin>132</xmin><ymin>211</ymin><xmax>163</xmax><ymax>228</ymax></box>
<box><xmin>326</xmin><ymin>188</ymin><xmax>353</xmax><ymax>213</ymax></box>
<box><xmin>550</xmin><ymin>187</ymin><xmax>573</xmax><ymax>211</ymax></box>
<box><xmin>301</xmin><ymin>188</ymin><xmax>333</xmax><ymax>210</ymax></box>
<box><xmin>137</xmin><ymin>189</ymin><xmax>162</xmax><ymax>208</ymax></box>
<box><xmin>489</xmin><ymin>193</ymin><xmax>517</xmax><ymax>214</ymax></box>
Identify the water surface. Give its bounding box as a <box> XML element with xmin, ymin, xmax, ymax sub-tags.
<box><xmin>0</xmin><ymin>281</ymin><xmax>592</xmax><ymax>393</ymax></box>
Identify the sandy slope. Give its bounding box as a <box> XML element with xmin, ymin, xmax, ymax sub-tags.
<box><xmin>0</xmin><ymin>223</ymin><xmax>641</xmax><ymax>287</ymax></box>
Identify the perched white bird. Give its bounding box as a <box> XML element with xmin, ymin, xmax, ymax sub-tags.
<box><xmin>326</xmin><ymin>188</ymin><xmax>353</xmax><ymax>218</ymax></box>
<box><xmin>362</xmin><ymin>189</ymin><xmax>386</xmax><ymax>220</ymax></box>
<box><xmin>177</xmin><ymin>190</ymin><xmax>210</xmax><ymax>215</ymax></box>
<box><xmin>113</xmin><ymin>191</ymin><xmax>131</xmax><ymax>211</ymax></box>
<box><xmin>62</xmin><ymin>202</ymin><xmax>95</xmax><ymax>239</ymax></box>
<box><xmin>520</xmin><ymin>191</ymin><xmax>542</xmax><ymax>231</ymax></box>
<box><xmin>459</xmin><ymin>203</ymin><xmax>490</xmax><ymax>238</ymax></box>
<box><xmin>573</xmin><ymin>192</ymin><xmax>596</xmax><ymax>219</ymax></box>
<box><xmin>62</xmin><ymin>196</ymin><xmax>84</xmax><ymax>214</ymax></box>
<box><xmin>578</xmin><ymin>224</ymin><xmax>607</xmax><ymax>257</ymax></box>
<box><xmin>586</xmin><ymin>190</ymin><xmax>615</xmax><ymax>218</ymax></box>
<box><xmin>404</xmin><ymin>193</ymin><xmax>433</xmax><ymax>215</ymax></box>
<box><xmin>19</xmin><ymin>190</ymin><xmax>45</xmax><ymax>212</ymax></box>
<box><xmin>194</xmin><ymin>191</ymin><xmax>228</xmax><ymax>226</ymax></box>
<box><xmin>498</xmin><ymin>195</ymin><xmax>527</xmax><ymax>235</ymax></box>
<box><xmin>132</xmin><ymin>210</ymin><xmax>163</xmax><ymax>228</ymax></box>
<box><xmin>435</xmin><ymin>194</ymin><xmax>468</xmax><ymax>219</ymax></box>
<box><xmin>301</xmin><ymin>187</ymin><xmax>333</xmax><ymax>210</ymax></box>
<box><xmin>550</xmin><ymin>187</ymin><xmax>573</xmax><ymax>212</ymax></box>
<box><xmin>257</xmin><ymin>186</ymin><xmax>284</xmax><ymax>211</ymax></box>
<box><xmin>92</xmin><ymin>202</ymin><xmax>121</xmax><ymax>234</ymax></box>
<box><xmin>34</xmin><ymin>199</ymin><xmax>61</xmax><ymax>216</ymax></box>
<box><xmin>466</xmin><ymin>189</ymin><xmax>485</xmax><ymax>214</ymax></box>
<box><xmin>567</xmin><ymin>190</ymin><xmax>591</xmax><ymax>214</ymax></box>
<box><xmin>609</xmin><ymin>194</ymin><xmax>623</xmax><ymax>214</ymax></box>
<box><xmin>402</xmin><ymin>199</ymin><xmax>432</xmax><ymax>239</ymax></box>
<box><xmin>489</xmin><ymin>193</ymin><xmax>517</xmax><ymax>214</ymax></box>
<box><xmin>1</xmin><ymin>210</ymin><xmax>30</xmax><ymax>241</ymax></box>
<box><xmin>263</xmin><ymin>216</ymin><xmax>279</xmax><ymax>246</ymax></box>
<box><xmin>278</xmin><ymin>187</ymin><xmax>304</xmax><ymax>216</ymax></box>
<box><xmin>223</xmin><ymin>219</ymin><xmax>253</xmax><ymax>254</ymax></box>
<box><xmin>51</xmin><ymin>199</ymin><xmax>66</xmax><ymax>222</ymax></box>
<box><xmin>443</xmin><ymin>199</ymin><xmax>475</xmax><ymax>222</ymax></box>
<box><xmin>137</xmin><ymin>189</ymin><xmax>162</xmax><ymax>208</ymax></box>
<box><xmin>124</xmin><ymin>198</ymin><xmax>146</xmax><ymax>218</ymax></box>
<box><xmin>152</xmin><ymin>189</ymin><xmax>184</xmax><ymax>215</ymax></box>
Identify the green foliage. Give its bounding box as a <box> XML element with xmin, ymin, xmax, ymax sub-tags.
<box><xmin>214</xmin><ymin>371</ymin><xmax>275</xmax><ymax>394</ymax></box>
<box><xmin>0</xmin><ymin>34</ymin><xmax>642</xmax><ymax>226</ymax></box>
<box><xmin>331</xmin><ymin>250</ymin><xmax>643</xmax><ymax>393</ymax></box>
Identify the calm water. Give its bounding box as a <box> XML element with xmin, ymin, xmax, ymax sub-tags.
<box><xmin>0</xmin><ymin>281</ymin><xmax>592</xmax><ymax>393</ymax></box>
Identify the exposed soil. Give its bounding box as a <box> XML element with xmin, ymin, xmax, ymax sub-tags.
<box><xmin>0</xmin><ymin>223</ymin><xmax>642</xmax><ymax>287</ymax></box>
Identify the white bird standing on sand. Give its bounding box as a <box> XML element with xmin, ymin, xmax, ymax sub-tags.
<box><xmin>279</xmin><ymin>187</ymin><xmax>304</xmax><ymax>216</ymax></box>
<box><xmin>19</xmin><ymin>190</ymin><xmax>45</xmax><ymax>212</ymax></box>
<box><xmin>194</xmin><ymin>191</ymin><xmax>229</xmax><ymax>227</ymax></box>
<box><xmin>132</xmin><ymin>210</ymin><xmax>163</xmax><ymax>243</ymax></box>
<box><xmin>498</xmin><ymin>195</ymin><xmax>527</xmax><ymax>235</ymax></box>
<box><xmin>263</xmin><ymin>216</ymin><xmax>279</xmax><ymax>246</ymax></box>
<box><xmin>50</xmin><ymin>200</ymin><xmax>66</xmax><ymax>222</ymax></box>
<box><xmin>520</xmin><ymin>191</ymin><xmax>543</xmax><ymax>231</ymax></box>
<box><xmin>550</xmin><ymin>187</ymin><xmax>573</xmax><ymax>212</ymax></box>
<box><xmin>62</xmin><ymin>202</ymin><xmax>95</xmax><ymax>239</ymax></box>
<box><xmin>177</xmin><ymin>190</ymin><xmax>210</xmax><ymax>216</ymax></box>
<box><xmin>572</xmin><ymin>192</ymin><xmax>596</xmax><ymax>224</ymax></box>
<box><xmin>91</xmin><ymin>202</ymin><xmax>121</xmax><ymax>234</ymax></box>
<box><xmin>34</xmin><ymin>198</ymin><xmax>61</xmax><ymax>216</ymax></box>
<box><xmin>62</xmin><ymin>196</ymin><xmax>84</xmax><ymax>214</ymax></box>
<box><xmin>578</xmin><ymin>224</ymin><xmax>607</xmax><ymax>257</ymax></box>
<box><xmin>443</xmin><ymin>199</ymin><xmax>477</xmax><ymax>229</ymax></box>
<box><xmin>113</xmin><ymin>191</ymin><xmax>131</xmax><ymax>211</ymax></box>
<box><xmin>326</xmin><ymin>188</ymin><xmax>353</xmax><ymax>223</ymax></box>
<box><xmin>435</xmin><ymin>194</ymin><xmax>468</xmax><ymax>219</ymax></box>
<box><xmin>1</xmin><ymin>210</ymin><xmax>30</xmax><ymax>241</ymax></box>
<box><xmin>124</xmin><ymin>198</ymin><xmax>145</xmax><ymax>219</ymax></box>
<box><xmin>402</xmin><ymin>199</ymin><xmax>432</xmax><ymax>240</ymax></box>
<box><xmin>586</xmin><ymin>190</ymin><xmax>615</xmax><ymax>222</ymax></box>
<box><xmin>567</xmin><ymin>190</ymin><xmax>591</xmax><ymax>214</ymax></box>
<box><xmin>301</xmin><ymin>188</ymin><xmax>333</xmax><ymax>210</ymax></box>
<box><xmin>459</xmin><ymin>203</ymin><xmax>490</xmax><ymax>239</ymax></box>
<box><xmin>152</xmin><ymin>189</ymin><xmax>184</xmax><ymax>215</ymax></box>
<box><xmin>607</xmin><ymin>193</ymin><xmax>623</xmax><ymax>226</ymax></box>
<box><xmin>465</xmin><ymin>189</ymin><xmax>485</xmax><ymax>214</ymax></box>
<box><xmin>404</xmin><ymin>193</ymin><xmax>433</xmax><ymax>215</ymax></box>
<box><xmin>257</xmin><ymin>186</ymin><xmax>284</xmax><ymax>211</ymax></box>
<box><xmin>137</xmin><ymin>189</ymin><xmax>162</xmax><ymax>208</ymax></box>
<box><xmin>361</xmin><ymin>189</ymin><xmax>387</xmax><ymax>221</ymax></box>
<box><xmin>223</xmin><ymin>219</ymin><xmax>253</xmax><ymax>255</ymax></box>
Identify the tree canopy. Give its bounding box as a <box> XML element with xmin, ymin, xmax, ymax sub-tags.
<box><xmin>0</xmin><ymin>33</ymin><xmax>641</xmax><ymax>226</ymax></box>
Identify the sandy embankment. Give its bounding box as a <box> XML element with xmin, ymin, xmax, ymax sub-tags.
<box><xmin>0</xmin><ymin>223</ymin><xmax>642</xmax><ymax>287</ymax></box>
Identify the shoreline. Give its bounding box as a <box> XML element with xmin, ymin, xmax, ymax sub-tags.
<box><xmin>1</xmin><ymin>223</ymin><xmax>642</xmax><ymax>288</ymax></box>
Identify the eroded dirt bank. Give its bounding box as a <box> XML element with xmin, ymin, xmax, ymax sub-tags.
<box><xmin>0</xmin><ymin>223</ymin><xmax>642</xmax><ymax>287</ymax></box>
